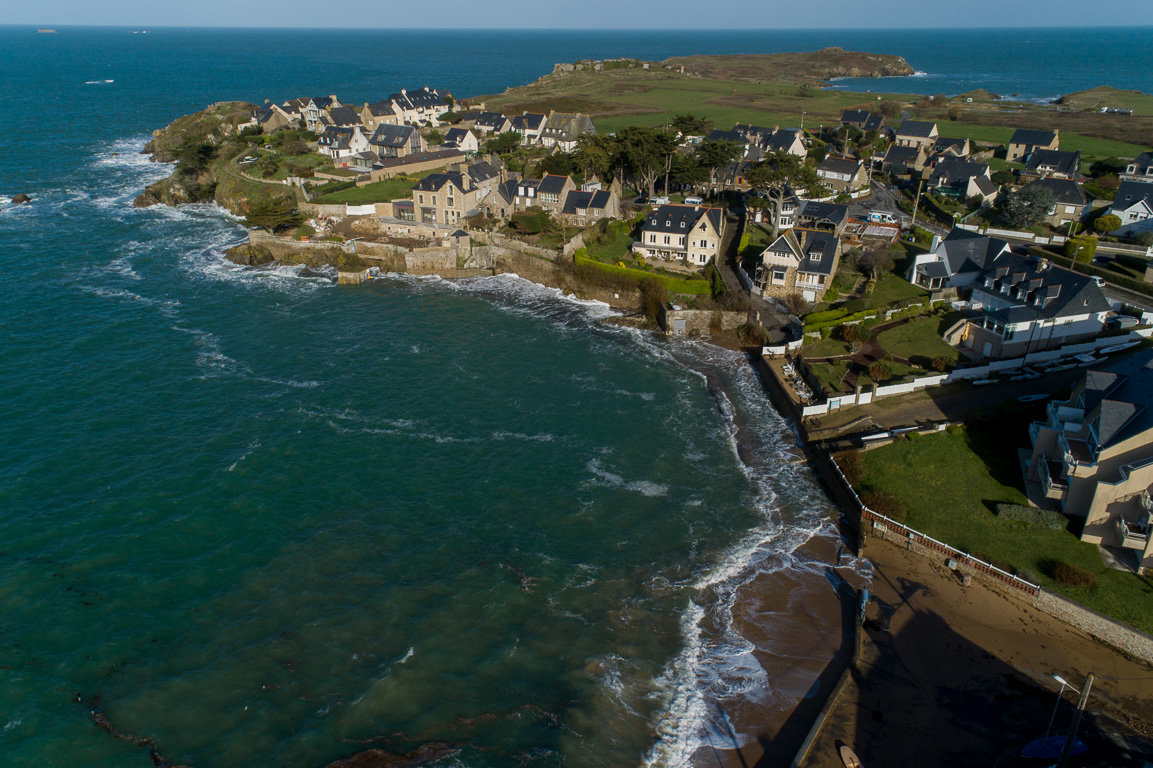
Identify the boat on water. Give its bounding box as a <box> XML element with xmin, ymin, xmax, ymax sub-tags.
<box><xmin>839</xmin><ymin>745</ymin><xmax>863</xmax><ymax>768</ymax></box>
<box><xmin>1018</xmin><ymin>393</ymin><xmax>1050</xmax><ymax>402</ymax></box>
<box><xmin>37</xmin><ymin>28</ymin><xmax>57</xmax><ymax>33</ymax></box>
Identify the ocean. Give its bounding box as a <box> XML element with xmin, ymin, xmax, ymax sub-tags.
<box><xmin>0</xmin><ymin>25</ymin><xmax>1143</xmax><ymax>768</ymax></box>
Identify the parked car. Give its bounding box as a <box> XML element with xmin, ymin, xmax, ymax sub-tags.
<box><xmin>684</xmin><ymin>196</ymin><xmax>703</xmax><ymax>205</ymax></box>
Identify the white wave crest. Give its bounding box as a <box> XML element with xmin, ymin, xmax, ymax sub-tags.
<box><xmin>585</xmin><ymin>459</ymin><xmax>668</xmax><ymax>498</ymax></box>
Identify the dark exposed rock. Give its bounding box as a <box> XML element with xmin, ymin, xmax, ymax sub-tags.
<box><xmin>320</xmin><ymin>744</ymin><xmax>458</xmax><ymax>768</ymax></box>
<box><xmin>12</xmin><ymin>193</ymin><xmax>31</xmax><ymax>204</ymax></box>
<box><xmin>225</xmin><ymin>243</ymin><xmax>275</xmax><ymax>266</ymax></box>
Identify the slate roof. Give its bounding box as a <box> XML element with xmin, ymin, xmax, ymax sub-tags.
<box><xmin>414</xmin><ymin>171</ymin><xmax>474</xmax><ymax>194</ymax></box>
<box><xmin>936</xmin><ymin>228</ymin><xmax>1011</xmax><ymax>275</ymax></box>
<box><xmin>972</xmin><ymin>176</ymin><xmax>998</xmax><ymax>196</ymax></box>
<box><xmin>1082</xmin><ymin>349</ymin><xmax>1153</xmax><ymax>448</ymax></box>
<box><xmin>538</xmin><ymin>174</ymin><xmax>570</xmax><ymax>196</ymax></box>
<box><xmin>363</xmin><ymin>101</ymin><xmax>397</xmax><ymax>117</ymax></box>
<box><xmin>1025</xmin><ymin>177</ymin><xmax>1086</xmax><ymax>206</ymax></box>
<box><xmin>708</xmin><ymin>129</ymin><xmax>746</xmax><ymax>144</ymax></box>
<box><xmin>975</xmin><ymin>251</ymin><xmax>1111</xmax><ymax>324</ymax></box>
<box><xmin>841</xmin><ymin>109</ymin><xmax>870</xmax><ymax>125</ymax></box>
<box><xmin>817</xmin><ymin>157</ymin><xmax>861</xmax><ymax>177</ymax></box>
<box><xmin>1111</xmin><ymin>180</ymin><xmax>1153</xmax><ymax>211</ymax></box>
<box><xmin>328</xmin><ymin>107</ymin><xmax>361</xmax><ymax>126</ymax></box>
<box><xmin>897</xmin><ymin>120</ymin><xmax>937</xmax><ymax>138</ymax></box>
<box><xmin>474</xmin><ymin>111</ymin><xmax>508</xmax><ymax>130</ymax></box>
<box><xmin>863</xmin><ymin>114</ymin><xmax>885</xmax><ymax>132</ymax></box>
<box><xmin>317</xmin><ymin>126</ymin><xmax>354</xmax><ymax>149</ymax></box>
<box><xmin>562</xmin><ymin>189</ymin><xmax>613</xmax><ymax>215</ymax></box>
<box><xmin>444</xmin><ymin>128</ymin><xmax>472</xmax><ymax>144</ymax></box>
<box><xmin>932</xmin><ymin>137</ymin><xmax>969</xmax><ymax>156</ymax></box>
<box><xmin>512</xmin><ymin>113</ymin><xmax>546</xmax><ymax>132</ymax></box>
<box><xmin>369</xmin><ymin>124</ymin><xmax>418</xmax><ymax>149</ymax></box>
<box><xmin>1026</xmin><ymin>149</ymin><xmax>1080</xmax><ymax>177</ymax></box>
<box><xmin>930</xmin><ymin>160</ymin><xmax>989</xmax><ymax>187</ymax></box>
<box><xmin>466</xmin><ymin>160</ymin><xmax>501</xmax><ymax>184</ymax></box>
<box><xmin>309</xmin><ymin>96</ymin><xmax>334</xmax><ymax>110</ymax></box>
<box><xmin>797</xmin><ymin>230</ymin><xmax>839</xmax><ymax>276</ymax></box>
<box><xmin>641</xmin><ymin>204</ymin><xmax>723</xmax><ymax>236</ymax></box>
<box><xmin>1128</xmin><ymin>152</ymin><xmax>1153</xmax><ymax>174</ymax></box>
<box><xmin>883</xmin><ymin>145</ymin><xmax>922</xmax><ymax>167</ymax></box>
<box><xmin>389</xmin><ymin>87</ymin><xmax>451</xmax><ymax>110</ymax></box>
<box><xmin>797</xmin><ymin>201</ymin><xmax>849</xmax><ymax>230</ymax></box>
<box><xmin>764</xmin><ymin>130</ymin><xmax>802</xmax><ymax>153</ymax></box>
<box><xmin>1010</xmin><ymin>128</ymin><xmax>1058</xmax><ymax>147</ymax></box>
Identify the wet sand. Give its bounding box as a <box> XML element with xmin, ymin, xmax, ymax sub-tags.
<box><xmin>707</xmin><ymin>533</ymin><xmax>1153</xmax><ymax>768</ymax></box>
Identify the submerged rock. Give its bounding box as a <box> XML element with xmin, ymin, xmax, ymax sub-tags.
<box><xmin>320</xmin><ymin>743</ymin><xmax>458</xmax><ymax>768</ymax></box>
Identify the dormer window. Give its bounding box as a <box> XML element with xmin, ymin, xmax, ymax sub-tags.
<box><xmin>680</xmin><ymin>222</ymin><xmax>686</xmax><ymax>228</ymax></box>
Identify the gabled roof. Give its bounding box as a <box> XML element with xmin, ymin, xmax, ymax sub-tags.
<box><xmin>972</xmin><ymin>176</ymin><xmax>998</xmax><ymax>196</ymax></box>
<box><xmin>363</xmin><ymin>101</ymin><xmax>397</xmax><ymax>117</ymax></box>
<box><xmin>932</xmin><ymin>136</ymin><xmax>969</xmax><ymax>156</ymax></box>
<box><xmin>797</xmin><ymin>200</ymin><xmax>848</xmax><ymax>228</ymax></box>
<box><xmin>1025</xmin><ymin>149</ymin><xmax>1080</xmax><ymax>176</ymax></box>
<box><xmin>562</xmin><ymin>189</ymin><xmax>613</xmax><ymax>215</ymax></box>
<box><xmin>641</xmin><ymin>204</ymin><xmax>723</xmax><ymax>235</ymax></box>
<box><xmin>1025</xmin><ymin>177</ymin><xmax>1086</xmax><ymax>206</ymax></box>
<box><xmin>897</xmin><ymin>120</ymin><xmax>937</xmax><ymax>139</ymax></box>
<box><xmin>930</xmin><ymin>160</ymin><xmax>989</xmax><ymax>187</ymax></box>
<box><xmin>541</xmin><ymin>113</ymin><xmax>597</xmax><ymax>142</ymax></box>
<box><xmin>537</xmin><ymin>174</ymin><xmax>571</xmax><ymax>196</ymax></box>
<box><xmin>796</xmin><ymin>230</ymin><xmax>840</xmax><ymax>276</ymax></box>
<box><xmin>466</xmin><ymin>159</ymin><xmax>501</xmax><ymax>183</ymax></box>
<box><xmin>863</xmin><ymin>114</ymin><xmax>885</xmax><ymax>132</ymax></box>
<box><xmin>935</xmin><ymin>228</ymin><xmax>1011</xmax><ymax>275</ymax></box>
<box><xmin>511</xmin><ymin>113</ymin><xmax>546</xmax><ymax>132</ymax></box>
<box><xmin>317</xmin><ymin>126</ymin><xmax>354</xmax><ymax>147</ymax></box>
<box><xmin>389</xmin><ymin>87</ymin><xmax>451</xmax><ymax>111</ymax></box>
<box><xmin>444</xmin><ymin>127</ymin><xmax>473</xmax><ymax>144</ymax></box>
<box><xmin>841</xmin><ymin>109</ymin><xmax>870</xmax><ymax>124</ymax></box>
<box><xmin>328</xmin><ymin>106</ymin><xmax>361</xmax><ymax>126</ymax></box>
<box><xmin>309</xmin><ymin>96</ymin><xmax>334</xmax><ymax>110</ymax></box>
<box><xmin>708</xmin><ymin>129</ymin><xmax>746</xmax><ymax>144</ymax></box>
<box><xmin>764</xmin><ymin>130</ymin><xmax>802</xmax><ymax>153</ymax></box>
<box><xmin>1010</xmin><ymin>128</ymin><xmax>1058</xmax><ymax>147</ymax></box>
<box><xmin>474</xmin><ymin>111</ymin><xmax>509</xmax><ymax>129</ymax></box>
<box><xmin>1082</xmin><ymin>350</ymin><xmax>1153</xmax><ymax>448</ymax></box>
<box><xmin>369</xmin><ymin>124</ymin><xmax>418</xmax><ymax>148</ymax></box>
<box><xmin>817</xmin><ymin>157</ymin><xmax>861</xmax><ymax>176</ymax></box>
<box><xmin>974</xmin><ymin>251</ymin><xmax>1110</xmax><ymax>323</ymax></box>
<box><xmin>413</xmin><ymin>171</ymin><xmax>474</xmax><ymax>194</ymax></box>
<box><xmin>883</xmin><ymin>145</ymin><xmax>923</xmax><ymax>166</ymax></box>
<box><xmin>1111</xmin><ymin>180</ymin><xmax>1153</xmax><ymax>212</ymax></box>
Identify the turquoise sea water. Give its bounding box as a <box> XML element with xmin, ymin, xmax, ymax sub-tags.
<box><xmin>0</xmin><ymin>25</ymin><xmax>1143</xmax><ymax>768</ymax></box>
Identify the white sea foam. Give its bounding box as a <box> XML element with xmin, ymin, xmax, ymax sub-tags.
<box><xmin>227</xmin><ymin>439</ymin><xmax>261</xmax><ymax>472</ymax></box>
<box><xmin>585</xmin><ymin>458</ymin><xmax>668</xmax><ymax>498</ymax></box>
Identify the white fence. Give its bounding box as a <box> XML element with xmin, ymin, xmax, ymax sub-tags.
<box><xmin>763</xmin><ymin>339</ymin><xmax>803</xmax><ymax>356</ymax></box>
<box><xmin>799</xmin><ymin>330</ymin><xmax>1150</xmax><ymax>418</ymax></box>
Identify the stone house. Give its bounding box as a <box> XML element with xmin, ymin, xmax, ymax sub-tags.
<box><xmin>327</xmin><ymin>106</ymin><xmax>362</xmax><ymax>128</ymax></box>
<box><xmin>883</xmin><ymin>144</ymin><xmax>928</xmax><ymax>175</ymax></box>
<box><xmin>369</xmin><ymin>124</ymin><xmax>426</xmax><ymax>159</ymax></box>
<box><xmin>756</xmin><ymin>228</ymin><xmax>841</xmax><ymax>303</ymax></box>
<box><xmin>507</xmin><ymin>174</ymin><xmax>576</xmax><ymax>218</ymax></box>
<box><xmin>931</xmin><ymin>136</ymin><xmax>971</xmax><ymax>159</ymax></box>
<box><xmin>632</xmin><ymin>204</ymin><xmax>725</xmax><ymax>267</ymax></box>
<box><xmin>360</xmin><ymin>101</ymin><xmax>400</xmax><ymax>131</ymax></box>
<box><xmin>412</xmin><ymin>171</ymin><xmax>479</xmax><ymax>226</ymax></box>
<box><xmin>894</xmin><ymin>120</ymin><xmax>938</xmax><ymax>149</ymax></box>
<box><xmin>1007</xmin><ymin>128</ymin><xmax>1059</xmax><ymax>163</ymax></box>
<box><xmin>1026</xmin><ymin>350</ymin><xmax>1153</xmax><ymax>572</ymax></box>
<box><xmin>1023</xmin><ymin>178</ymin><xmax>1089</xmax><ymax>228</ymax></box>
<box><xmin>816</xmin><ymin>157</ymin><xmax>867</xmax><ymax>192</ymax></box>
<box><xmin>560</xmin><ymin>183</ymin><xmax>621</xmax><ymax>228</ymax></box>
<box><xmin>538</xmin><ymin>111</ymin><xmax>598</xmax><ymax>152</ymax></box>
<box><xmin>840</xmin><ymin>109</ymin><xmax>884</xmax><ymax>132</ymax></box>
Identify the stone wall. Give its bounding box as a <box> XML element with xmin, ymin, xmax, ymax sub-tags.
<box><xmin>659</xmin><ymin>307</ymin><xmax>748</xmax><ymax>335</ymax></box>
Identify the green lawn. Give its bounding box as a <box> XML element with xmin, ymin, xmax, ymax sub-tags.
<box><xmin>876</xmin><ymin>316</ymin><xmax>960</xmax><ymax>365</ymax></box>
<box><xmin>802</xmin><ymin>337</ymin><xmax>852</xmax><ymax>358</ymax></box>
<box><xmin>866</xmin><ymin>272</ymin><xmax>928</xmax><ymax>310</ymax></box>
<box><xmin>584</xmin><ymin>228</ymin><xmax>636</xmax><ymax>264</ymax></box>
<box><xmin>808</xmin><ymin>360</ymin><xmax>853</xmax><ymax>394</ymax></box>
<box><xmin>856</xmin><ymin>422</ymin><xmax>1153</xmax><ymax>634</ymax></box>
<box><xmin>310</xmin><ymin>174</ymin><xmax>432</xmax><ymax>204</ymax></box>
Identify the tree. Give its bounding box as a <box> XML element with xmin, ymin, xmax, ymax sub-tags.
<box><xmin>692</xmin><ymin>139</ymin><xmax>742</xmax><ymax>189</ymax></box>
<box><xmin>573</xmin><ymin>134</ymin><xmax>619</xmax><ymax>184</ymax></box>
<box><xmin>538</xmin><ymin>152</ymin><xmax>575</xmax><ymax>177</ymax></box>
<box><xmin>838</xmin><ymin>324</ymin><xmax>868</xmax><ymax>344</ymax></box>
<box><xmin>486</xmin><ymin>131</ymin><xmax>520</xmax><ymax>154</ymax></box>
<box><xmin>878</xmin><ymin>100</ymin><xmax>903</xmax><ymax>118</ymax></box>
<box><xmin>244</xmin><ymin>195</ymin><xmax>303</xmax><ymax>232</ymax></box>
<box><xmin>670</xmin><ymin>153</ymin><xmax>707</xmax><ymax>188</ymax></box>
<box><xmin>867</xmin><ymin>361</ymin><xmax>893</xmax><ymax>382</ymax></box>
<box><xmin>1001</xmin><ymin>184</ymin><xmax>1057</xmax><ymax>229</ymax></box>
<box><xmin>670</xmin><ymin>114</ymin><xmax>713</xmax><ymax>137</ymax></box>
<box><xmin>991</xmin><ymin>169</ymin><xmax>1015</xmax><ymax>187</ymax></box>
<box><xmin>1089</xmin><ymin>157</ymin><xmax>1126</xmax><ymax>177</ymax></box>
<box><xmin>617</xmin><ymin>126</ymin><xmax>678</xmax><ymax>198</ymax></box>
<box><xmin>745</xmin><ymin>152</ymin><xmax>826</xmax><ymax>237</ymax></box>
<box><xmin>173</xmin><ymin>139</ymin><xmax>217</xmax><ymax>176</ymax></box>
<box><xmin>946</xmin><ymin>105</ymin><xmax>964</xmax><ymax>121</ymax></box>
<box><xmin>1094</xmin><ymin>213</ymin><xmax>1122</xmax><ymax>233</ymax></box>
<box><xmin>425</xmin><ymin>129</ymin><xmax>444</xmax><ymax>146</ymax></box>
<box><xmin>859</xmin><ymin>243</ymin><xmax>895</xmax><ymax>279</ymax></box>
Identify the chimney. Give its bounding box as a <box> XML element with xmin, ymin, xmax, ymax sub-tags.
<box><xmin>930</xmin><ymin>234</ymin><xmax>942</xmax><ymax>252</ymax></box>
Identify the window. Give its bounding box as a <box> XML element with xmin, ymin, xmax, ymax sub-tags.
<box><xmin>447</xmin><ymin>198</ymin><xmax>454</xmax><ymax>207</ymax></box>
<box><xmin>418</xmin><ymin>194</ymin><xmax>424</xmax><ymax>204</ymax></box>
<box><xmin>771</xmin><ymin>269</ymin><xmax>787</xmax><ymax>286</ymax></box>
<box><xmin>649</xmin><ymin>234</ymin><xmax>657</xmax><ymax>244</ymax></box>
<box><xmin>664</xmin><ymin>235</ymin><xmax>671</xmax><ymax>245</ymax></box>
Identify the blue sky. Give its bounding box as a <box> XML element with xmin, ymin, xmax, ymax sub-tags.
<box><xmin>8</xmin><ymin>0</ymin><xmax>1153</xmax><ymax>28</ymax></box>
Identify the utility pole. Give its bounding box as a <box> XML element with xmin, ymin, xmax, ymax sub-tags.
<box><xmin>910</xmin><ymin>178</ymin><xmax>924</xmax><ymax>239</ymax></box>
<box><xmin>1056</xmin><ymin>673</ymin><xmax>1094</xmax><ymax>768</ymax></box>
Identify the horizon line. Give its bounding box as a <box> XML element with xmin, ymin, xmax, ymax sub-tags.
<box><xmin>6</xmin><ymin>23</ymin><xmax>1152</xmax><ymax>31</ymax></box>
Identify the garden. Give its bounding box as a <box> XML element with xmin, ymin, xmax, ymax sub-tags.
<box><xmin>842</xmin><ymin>418</ymin><xmax>1153</xmax><ymax>634</ymax></box>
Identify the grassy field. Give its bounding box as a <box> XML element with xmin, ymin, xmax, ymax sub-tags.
<box><xmin>584</xmin><ymin>227</ymin><xmax>635</xmax><ymax>264</ymax></box>
<box><xmin>310</xmin><ymin>174</ymin><xmax>433</xmax><ymax>204</ymax></box>
<box><xmin>876</xmin><ymin>315</ymin><xmax>960</xmax><ymax>364</ymax></box>
<box><xmin>866</xmin><ymin>272</ymin><xmax>928</xmax><ymax>310</ymax></box>
<box><xmin>802</xmin><ymin>337</ymin><xmax>852</xmax><ymax>358</ymax></box>
<box><xmin>856</xmin><ymin>420</ymin><xmax>1153</xmax><ymax>634</ymax></box>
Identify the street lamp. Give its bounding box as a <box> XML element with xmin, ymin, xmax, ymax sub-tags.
<box><xmin>1044</xmin><ymin>674</ymin><xmax>1071</xmax><ymax>737</ymax></box>
<box><xmin>1044</xmin><ymin>673</ymin><xmax>1095</xmax><ymax>768</ymax></box>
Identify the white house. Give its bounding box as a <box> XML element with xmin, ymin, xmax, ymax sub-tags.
<box><xmin>317</xmin><ymin>125</ymin><xmax>371</xmax><ymax>160</ymax></box>
<box><xmin>442</xmin><ymin>127</ymin><xmax>479</xmax><ymax>154</ymax></box>
<box><xmin>906</xmin><ymin>228</ymin><xmax>1012</xmax><ymax>291</ymax></box>
<box><xmin>633</xmin><ymin>204</ymin><xmax>725</xmax><ymax>267</ymax></box>
<box><xmin>388</xmin><ymin>87</ymin><xmax>452</xmax><ymax>126</ymax></box>
<box><xmin>815</xmin><ymin>157</ymin><xmax>867</xmax><ymax>192</ymax></box>
<box><xmin>1108</xmin><ymin>180</ymin><xmax>1153</xmax><ymax>236</ymax></box>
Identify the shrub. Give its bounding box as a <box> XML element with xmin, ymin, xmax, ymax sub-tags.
<box><xmin>1093</xmin><ymin>214</ymin><xmax>1122</xmax><ymax>234</ymax></box>
<box><xmin>823</xmin><ymin>287</ymin><xmax>841</xmax><ymax>302</ymax></box>
<box><xmin>930</xmin><ymin>355</ymin><xmax>949</xmax><ymax>372</ymax></box>
<box><xmin>844</xmin><ymin>298</ymin><xmax>868</xmax><ymax>314</ymax></box>
<box><xmin>861</xmin><ymin>489</ymin><xmax>906</xmax><ymax>521</ymax></box>
<box><xmin>737</xmin><ymin>323</ymin><xmax>768</xmax><ymax>345</ymax></box>
<box><xmin>1064</xmin><ymin>235</ymin><xmax>1098</xmax><ymax>264</ymax></box>
<box><xmin>995</xmin><ymin>503</ymin><xmax>1066</xmax><ymax>530</ymax></box>
<box><xmin>1053</xmin><ymin>563</ymin><xmax>1095</xmax><ymax>588</ymax></box>
<box><xmin>838</xmin><ymin>323</ymin><xmax>868</xmax><ymax>344</ymax></box>
<box><xmin>806</xmin><ymin>308</ymin><xmax>850</xmax><ymax>325</ymax></box>
<box><xmin>867</xmin><ymin>361</ymin><xmax>892</xmax><ymax>381</ymax></box>
<box><xmin>835</xmin><ymin>450</ymin><xmax>864</xmax><ymax>485</ymax></box>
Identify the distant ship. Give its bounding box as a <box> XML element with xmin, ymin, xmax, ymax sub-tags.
<box><xmin>129</xmin><ymin>30</ymin><xmax>148</xmax><ymax>34</ymax></box>
<box><xmin>37</xmin><ymin>28</ymin><xmax>57</xmax><ymax>33</ymax></box>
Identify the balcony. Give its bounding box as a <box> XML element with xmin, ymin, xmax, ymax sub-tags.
<box><xmin>1041</xmin><ymin>459</ymin><xmax>1068</xmax><ymax>500</ymax></box>
<box><xmin>1115</xmin><ymin>515</ymin><xmax>1151</xmax><ymax>550</ymax></box>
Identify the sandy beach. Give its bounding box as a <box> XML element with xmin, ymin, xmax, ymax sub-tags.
<box><xmin>710</xmin><ymin>531</ymin><xmax>1153</xmax><ymax>768</ymax></box>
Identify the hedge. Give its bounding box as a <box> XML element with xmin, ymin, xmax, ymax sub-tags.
<box><xmin>573</xmin><ymin>253</ymin><xmax>711</xmax><ymax>295</ymax></box>
<box><xmin>995</xmin><ymin>503</ymin><xmax>1067</xmax><ymax>531</ymax></box>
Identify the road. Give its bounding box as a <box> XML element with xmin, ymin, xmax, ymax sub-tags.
<box><xmin>716</xmin><ymin>212</ymin><xmax>793</xmax><ymax>340</ymax></box>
